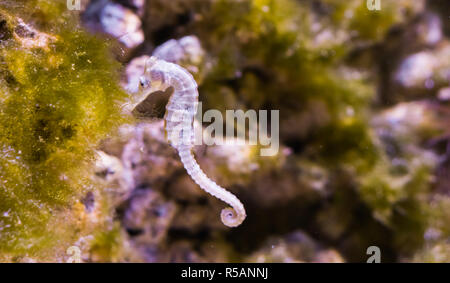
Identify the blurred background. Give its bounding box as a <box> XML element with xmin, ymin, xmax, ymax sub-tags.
<box><xmin>0</xmin><ymin>0</ymin><xmax>449</xmax><ymax>262</ymax></box>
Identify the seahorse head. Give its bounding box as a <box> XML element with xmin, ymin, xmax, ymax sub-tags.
<box><xmin>138</xmin><ymin>56</ymin><xmax>167</xmax><ymax>93</ymax></box>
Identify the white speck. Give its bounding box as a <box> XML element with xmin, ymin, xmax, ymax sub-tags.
<box><xmin>395</xmin><ymin>52</ymin><xmax>436</xmax><ymax>87</ymax></box>
<box><xmin>346</xmin><ymin>106</ymin><xmax>355</xmax><ymax>116</ymax></box>
<box><xmin>3</xmin><ymin>209</ymin><xmax>10</xmax><ymax>217</ymax></box>
<box><xmin>437</xmin><ymin>87</ymin><xmax>450</xmax><ymax>101</ymax></box>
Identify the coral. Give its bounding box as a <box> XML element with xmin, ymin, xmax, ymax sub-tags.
<box><xmin>83</xmin><ymin>0</ymin><xmax>144</xmax><ymax>51</ymax></box>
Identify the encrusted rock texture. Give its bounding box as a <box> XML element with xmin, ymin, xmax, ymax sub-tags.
<box><xmin>1</xmin><ymin>0</ymin><xmax>450</xmax><ymax>262</ymax></box>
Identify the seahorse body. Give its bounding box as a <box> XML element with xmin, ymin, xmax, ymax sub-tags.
<box><xmin>138</xmin><ymin>57</ymin><xmax>246</xmax><ymax>227</ymax></box>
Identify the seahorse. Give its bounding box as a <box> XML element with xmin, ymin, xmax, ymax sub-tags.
<box><xmin>136</xmin><ymin>56</ymin><xmax>246</xmax><ymax>227</ymax></box>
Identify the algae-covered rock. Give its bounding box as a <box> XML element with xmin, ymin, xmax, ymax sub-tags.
<box><xmin>83</xmin><ymin>0</ymin><xmax>144</xmax><ymax>57</ymax></box>
<box><xmin>1</xmin><ymin>0</ymin><xmax>449</xmax><ymax>263</ymax></box>
<box><xmin>93</xmin><ymin>0</ymin><xmax>447</xmax><ymax>263</ymax></box>
<box><xmin>0</xmin><ymin>0</ymin><xmax>128</xmax><ymax>261</ymax></box>
<box><xmin>245</xmin><ymin>230</ymin><xmax>345</xmax><ymax>263</ymax></box>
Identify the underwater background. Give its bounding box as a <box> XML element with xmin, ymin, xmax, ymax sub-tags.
<box><xmin>0</xmin><ymin>0</ymin><xmax>449</xmax><ymax>262</ymax></box>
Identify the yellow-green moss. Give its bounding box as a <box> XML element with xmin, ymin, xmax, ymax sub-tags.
<box><xmin>89</xmin><ymin>223</ymin><xmax>125</xmax><ymax>262</ymax></box>
<box><xmin>0</xmin><ymin>0</ymin><xmax>128</xmax><ymax>259</ymax></box>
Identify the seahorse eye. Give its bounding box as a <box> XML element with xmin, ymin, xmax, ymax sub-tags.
<box><xmin>139</xmin><ymin>76</ymin><xmax>149</xmax><ymax>88</ymax></box>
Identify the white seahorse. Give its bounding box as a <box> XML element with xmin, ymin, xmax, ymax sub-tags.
<box><xmin>136</xmin><ymin>56</ymin><xmax>246</xmax><ymax>227</ymax></box>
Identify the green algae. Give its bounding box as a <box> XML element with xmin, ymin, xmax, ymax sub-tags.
<box><xmin>0</xmin><ymin>0</ymin><xmax>128</xmax><ymax>260</ymax></box>
<box><xmin>88</xmin><ymin>223</ymin><xmax>125</xmax><ymax>262</ymax></box>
